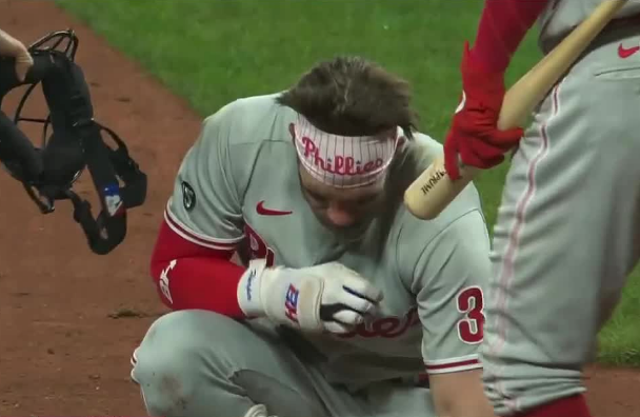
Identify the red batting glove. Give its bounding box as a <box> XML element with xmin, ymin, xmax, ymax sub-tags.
<box><xmin>443</xmin><ymin>41</ymin><xmax>524</xmax><ymax>180</ymax></box>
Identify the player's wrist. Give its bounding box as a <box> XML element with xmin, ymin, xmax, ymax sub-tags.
<box><xmin>237</xmin><ymin>258</ymin><xmax>270</xmax><ymax>317</ymax></box>
<box><xmin>237</xmin><ymin>260</ymin><xmax>312</xmax><ymax>329</ymax></box>
<box><xmin>237</xmin><ymin>259</ymin><xmax>301</xmax><ymax>321</ymax></box>
<box><xmin>459</xmin><ymin>42</ymin><xmax>507</xmax><ymax>102</ymax></box>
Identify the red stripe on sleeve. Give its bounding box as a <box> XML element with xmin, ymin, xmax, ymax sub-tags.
<box><xmin>164</xmin><ymin>205</ymin><xmax>241</xmax><ymax>250</ymax></box>
<box><xmin>425</xmin><ymin>358</ymin><xmax>480</xmax><ymax>371</ymax></box>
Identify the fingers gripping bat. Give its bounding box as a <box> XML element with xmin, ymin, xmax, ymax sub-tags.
<box><xmin>403</xmin><ymin>0</ymin><xmax>630</xmax><ymax>221</ymax></box>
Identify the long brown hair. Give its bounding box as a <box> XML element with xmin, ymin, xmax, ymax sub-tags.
<box><xmin>277</xmin><ymin>56</ymin><xmax>418</xmax><ymax>139</ymax></box>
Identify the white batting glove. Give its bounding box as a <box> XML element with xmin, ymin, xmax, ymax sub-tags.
<box><xmin>0</xmin><ymin>29</ymin><xmax>33</xmax><ymax>82</ymax></box>
<box><xmin>237</xmin><ymin>259</ymin><xmax>383</xmax><ymax>334</ymax></box>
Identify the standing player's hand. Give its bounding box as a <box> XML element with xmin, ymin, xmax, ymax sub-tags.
<box><xmin>238</xmin><ymin>259</ymin><xmax>383</xmax><ymax>334</ymax></box>
<box><xmin>0</xmin><ymin>28</ymin><xmax>33</xmax><ymax>82</ymax></box>
<box><xmin>443</xmin><ymin>41</ymin><xmax>524</xmax><ymax>180</ymax></box>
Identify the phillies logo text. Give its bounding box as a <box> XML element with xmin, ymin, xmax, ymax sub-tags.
<box><xmin>301</xmin><ymin>136</ymin><xmax>384</xmax><ymax>176</ymax></box>
<box><xmin>337</xmin><ymin>307</ymin><xmax>420</xmax><ymax>338</ymax></box>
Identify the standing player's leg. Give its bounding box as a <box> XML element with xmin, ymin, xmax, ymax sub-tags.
<box><xmin>480</xmin><ymin>30</ymin><xmax>640</xmax><ymax>417</ymax></box>
<box><xmin>130</xmin><ymin>310</ymin><xmax>345</xmax><ymax>417</ymax></box>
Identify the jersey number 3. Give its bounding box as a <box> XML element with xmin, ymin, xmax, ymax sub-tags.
<box><xmin>457</xmin><ymin>286</ymin><xmax>485</xmax><ymax>344</ymax></box>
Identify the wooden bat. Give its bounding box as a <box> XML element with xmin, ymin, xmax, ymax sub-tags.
<box><xmin>403</xmin><ymin>0</ymin><xmax>630</xmax><ymax>220</ymax></box>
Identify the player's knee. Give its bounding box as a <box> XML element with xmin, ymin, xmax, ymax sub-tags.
<box><xmin>131</xmin><ymin>310</ymin><xmax>268</xmax><ymax>413</ymax></box>
<box><xmin>131</xmin><ymin>310</ymin><xmax>246</xmax><ymax>416</ymax></box>
<box><xmin>130</xmin><ymin>312</ymin><xmax>203</xmax><ymax>415</ymax></box>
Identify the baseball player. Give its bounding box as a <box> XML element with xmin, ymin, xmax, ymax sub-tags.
<box><xmin>130</xmin><ymin>56</ymin><xmax>496</xmax><ymax>417</ymax></box>
<box><xmin>443</xmin><ymin>1</ymin><xmax>640</xmax><ymax>416</ymax></box>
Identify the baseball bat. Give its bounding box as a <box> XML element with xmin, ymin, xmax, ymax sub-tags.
<box><xmin>403</xmin><ymin>0</ymin><xmax>630</xmax><ymax>220</ymax></box>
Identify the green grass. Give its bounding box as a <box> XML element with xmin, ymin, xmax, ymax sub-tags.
<box><xmin>597</xmin><ymin>281</ymin><xmax>640</xmax><ymax>366</ymax></box>
<box><xmin>55</xmin><ymin>0</ymin><xmax>640</xmax><ymax>366</ymax></box>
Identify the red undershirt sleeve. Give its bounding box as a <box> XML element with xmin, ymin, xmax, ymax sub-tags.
<box><xmin>149</xmin><ymin>217</ymin><xmax>247</xmax><ymax>318</ymax></box>
<box><xmin>470</xmin><ymin>0</ymin><xmax>550</xmax><ymax>72</ymax></box>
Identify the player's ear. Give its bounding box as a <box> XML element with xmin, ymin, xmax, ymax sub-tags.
<box><xmin>394</xmin><ymin>135</ymin><xmax>407</xmax><ymax>156</ymax></box>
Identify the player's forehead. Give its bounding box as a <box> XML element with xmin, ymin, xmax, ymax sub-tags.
<box><xmin>299</xmin><ymin>166</ymin><xmax>384</xmax><ymax>201</ymax></box>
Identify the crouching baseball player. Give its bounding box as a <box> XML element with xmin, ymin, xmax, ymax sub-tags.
<box><xmin>130</xmin><ymin>56</ymin><xmax>497</xmax><ymax>417</ymax></box>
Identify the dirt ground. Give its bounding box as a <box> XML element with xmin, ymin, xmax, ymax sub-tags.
<box><xmin>0</xmin><ymin>1</ymin><xmax>638</xmax><ymax>416</ymax></box>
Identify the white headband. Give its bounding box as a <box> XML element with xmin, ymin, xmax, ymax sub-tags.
<box><xmin>293</xmin><ymin>114</ymin><xmax>400</xmax><ymax>188</ymax></box>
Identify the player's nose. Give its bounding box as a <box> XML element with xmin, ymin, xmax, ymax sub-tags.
<box><xmin>326</xmin><ymin>203</ymin><xmax>356</xmax><ymax>227</ymax></box>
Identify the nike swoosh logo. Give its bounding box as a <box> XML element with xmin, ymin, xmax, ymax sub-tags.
<box><xmin>618</xmin><ymin>43</ymin><xmax>640</xmax><ymax>59</ymax></box>
<box><xmin>256</xmin><ymin>201</ymin><xmax>292</xmax><ymax>216</ymax></box>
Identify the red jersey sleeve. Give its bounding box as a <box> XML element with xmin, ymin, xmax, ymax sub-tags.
<box><xmin>149</xmin><ymin>216</ymin><xmax>247</xmax><ymax>317</ymax></box>
<box><xmin>471</xmin><ymin>0</ymin><xmax>550</xmax><ymax>72</ymax></box>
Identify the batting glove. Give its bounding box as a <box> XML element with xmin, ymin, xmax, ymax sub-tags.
<box><xmin>237</xmin><ymin>259</ymin><xmax>383</xmax><ymax>334</ymax></box>
<box><xmin>443</xmin><ymin>41</ymin><xmax>524</xmax><ymax>180</ymax></box>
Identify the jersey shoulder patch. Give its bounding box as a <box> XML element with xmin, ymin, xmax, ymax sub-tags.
<box><xmin>181</xmin><ymin>180</ymin><xmax>196</xmax><ymax>211</ymax></box>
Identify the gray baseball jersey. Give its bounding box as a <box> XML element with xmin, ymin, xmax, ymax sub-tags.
<box><xmin>537</xmin><ymin>0</ymin><xmax>640</xmax><ymax>49</ymax></box>
<box><xmin>482</xmin><ymin>8</ymin><xmax>640</xmax><ymax>416</ymax></box>
<box><xmin>162</xmin><ymin>93</ymin><xmax>492</xmax><ymax>387</ymax></box>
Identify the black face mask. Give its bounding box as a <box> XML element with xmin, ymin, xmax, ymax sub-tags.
<box><xmin>0</xmin><ymin>29</ymin><xmax>147</xmax><ymax>255</ymax></box>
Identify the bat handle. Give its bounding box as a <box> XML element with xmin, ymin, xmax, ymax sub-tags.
<box><xmin>403</xmin><ymin>155</ymin><xmax>479</xmax><ymax>220</ymax></box>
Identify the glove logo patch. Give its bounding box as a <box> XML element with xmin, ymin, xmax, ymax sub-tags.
<box><xmin>245</xmin><ymin>269</ymin><xmax>256</xmax><ymax>301</ymax></box>
<box><xmin>182</xmin><ymin>181</ymin><xmax>196</xmax><ymax>211</ymax></box>
<box><xmin>284</xmin><ymin>284</ymin><xmax>300</xmax><ymax>323</ymax></box>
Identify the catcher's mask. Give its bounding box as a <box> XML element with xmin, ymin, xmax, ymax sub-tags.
<box><xmin>0</xmin><ymin>29</ymin><xmax>147</xmax><ymax>255</ymax></box>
